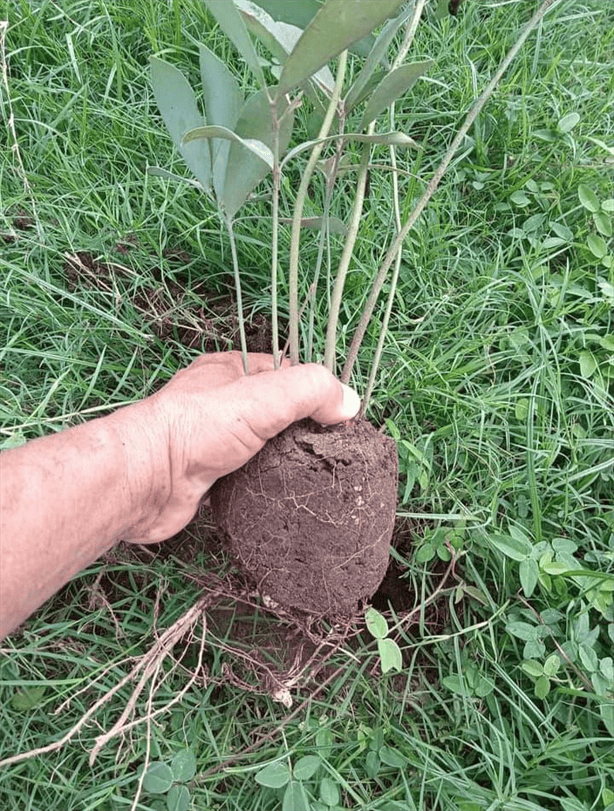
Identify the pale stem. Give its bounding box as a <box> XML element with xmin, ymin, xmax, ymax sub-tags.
<box><xmin>307</xmin><ymin>133</ymin><xmax>346</xmax><ymax>361</ymax></box>
<box><xmin>323</xmin><ymin>120</ymin><xmax>375</xmax><ymax>374</ymax></box>
<box><xmin>362</xmin><ymin>0</ymin><xmax>428</xmax><ymax>408</ymax></box>
<box><xmin>288</xmin><ymin>50</ymin><xmax>348</xmax><ymax>365</ymax></box>
<box><xmin>270</xmin><ymin>97</ymin><xmax>281</xmax><ymax>368</ymax></box>
<box><xmin>306</xmin><ymin>190</ymin><xmax>332</xmax><ymax>362</ymax></box>
<box><xmin>341</xmin><ymin>0</ymin><xmax>560</xmax><ymax>384</ymax></box>
<box><xmin>226</xmin><ymin>219</ymin><xmax>249</xmax><ymax>375</ymax></box>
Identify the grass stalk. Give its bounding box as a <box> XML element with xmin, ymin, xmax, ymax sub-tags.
<box><xmin>341</xmin><ymin>0</ymin><xmax>561</xmax><ymax>384</ymax></box>
<box><xmin>287</xmin><ymin>50</ymin><xmax>348</xmax><ymax>365</ymax></box>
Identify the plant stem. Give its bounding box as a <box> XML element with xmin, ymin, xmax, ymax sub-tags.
<box><xmin>323</xmin><ymin>121</ymin><xmax>374</xmax><ymax>374</ymax></box>
<box><xmin>341</xmin><ymin>0</ymin><xmax>560</xmax><ymax>384</ymax></box>
<box><xmin>288</xmin><ymin>50</ymin><xmax>348</xmax><ymax>365</ymax></box>
<box><xmin>270</xmin><ymin>98</ymin><xmax>281</xmax><ymax>368</ymax></box>
<box><xmin>363</xmin><ymin>0</ymin><xmax>428</xmax><ymax>409</ymax></box>
<box><xmin>226</xmin><ymin>219</ymin><xmax>249</xmax><ymax>375</ymax></box>
<box><xmin>306</xmin><ymin>189</ymin><xmax>332</xmax><ymax>362</ymax></box>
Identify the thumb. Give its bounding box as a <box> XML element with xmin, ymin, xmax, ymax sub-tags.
<box><xmin>230</xmin><ymin>363</ymin><xmax>361</xmax><ymax>441</ymax></box>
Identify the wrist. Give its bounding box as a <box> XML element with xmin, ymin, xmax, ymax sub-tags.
<box><xmin>103</xmin><ymin>400</ymin><xmax>172</xmax><ymax>542</ymax></box>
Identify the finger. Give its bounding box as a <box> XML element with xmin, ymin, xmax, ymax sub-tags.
<box><xmin>188</xmin><ymin>351</ymin><xmax>287</xmax><ymax>376</ymax></box>
<box><xmin>227</xmin><ymin>363</ymin><xmax>361</xmax><ymax>442</ymax></box>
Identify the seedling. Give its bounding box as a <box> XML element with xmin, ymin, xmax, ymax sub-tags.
<box><xmin>150</xmin><ymin>0</ymin><xmax>560</xmax><ymax>618</ymax></box>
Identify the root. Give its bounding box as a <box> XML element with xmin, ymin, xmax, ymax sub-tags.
<box><xmin>0</xmin><ymin>596</ymin><xmax>209</xmax><ymax>770</ymax></box>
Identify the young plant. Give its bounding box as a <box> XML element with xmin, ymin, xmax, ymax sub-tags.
<box><xmin>365</xmin><ymin>606</ymin><xmax>403</xmax><ymax>674</ymax></box>
<box><xmin>150</xmin><ymin>0</ymin><xmax>560</xmax><ymax>620</ymax></box>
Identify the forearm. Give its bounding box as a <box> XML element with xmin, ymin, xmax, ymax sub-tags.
<box><xmin>0</xmin><ymin>403</ymin><xmax>167</xmax><ymax>640</ymax></box>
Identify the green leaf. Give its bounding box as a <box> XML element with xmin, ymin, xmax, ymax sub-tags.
<box><xmin>199</xmin><ymin>43</ymin><xmax>244</xmax><ymax>199</ymax></box>
<box><xmin>255</xmin><ymin>760</ymin><xmax>291</xmax><ymax>788</ymax></box>
<box><xmin>521</xmin><ymin>659</ymin><xmax>544</xmax><ymax>678</ymax></box>
<box><xmin>534</xmin><ymin>674</ymin><xmax>550</xmax><ymax>699</ymax></box>
<box><xmin>365</xmin><ymin>606</ymin><xmax>388</xmax><ymax>639</ymax></box>
<box><xmin>11</xmin><ymin>686</ymin><xmax>47</xmax><ymax>711</ymax></box>
<box><xmin>319</xmin><ymin>777</ymin><xmax>340</xmax><ymax>807</ymax></box>
<box><xmin>579</xmin><ymin>350</ymin><xmax>598</xmax><ymax>379</ymax></box>
<box><xmin>560</xmin><ymin>798</ymin><xmax>588</xmax><ymax>811</ymax></box>
<box><xmin>171</xmin><ymin>749</ymin><xmax>196</xmax><ymax>783</ymax></box>
<box><xmin>222</xmin><ymin>89</ymin><xmax>294</xmax><ymax>220</ymax></box>
<box><xmin>600</xmin><ymin>702</ymin><xmax>614</xmax><ymax>737</ymax></box>
<box><xmin>587</xmin><ymin>233</ymin><xmax>608</xmax><ymax>258</ymax></box>
<box><xmin>601</xmin><ymin>198</ymin><xmax>614</xmax><ymax>211</ymax></box>
<box><xmin>345</xmin><ymin>3</ymin><xmax>415</xmax><ymax>111</ymax></box>
<box><xmin>506</xmin><ymin>621</ymin><xmax>538</xmax><ymax>642</ymax></box>
<box><xmin>201</xmin><ymin>0</ymin><xmax>265</xmax><ymax>86</ymax></box>
<box><xmin>442</xmin><ymin>674</ymin><xmax>468</xmax><ymax>695</ymax></box>
<box><xmin>519</xmin><ymin>557</ymin><xmax>539</xmax><ymax>598</ymax></box>
<box><xmin>315</xmin><ymin>727</ymin><xmax>333</xmax><ymax>756</ymax></box>
<box><xmin>250</xmin><ymin>0</ymin><xmax>322</xmax><ymax>30</ymax></box>
<box><xmin>150</xmin><ymin>57</ymin><xmax>212</xmax><ymax>193</ymax></box>
<box><xmin>365</xmin><ymin>750</ymin><xmax>380</xmax><ymax>779</ymax></box>
<box><xmin>510</xmin><ymin>190</ymin><xmax>530</xmax><ymax>207</ymax></box>
<box><xmin>251</xmin><ymin>0</ymin><xmax>376</xmax><ymax>58</ymax></box>
<box><xmin>379</xmin><ymin>745</ymin><xmax>406</xmax><ymax>768</ymax></box>
<box><xmin>237</xmin><ymin>1</ymin><xmax>334</xmax><ymax>96</ymax></box>
<box><xmin>143</xmin><ymin>762</ymin><xmax>174</xmax><ymax>794</ymax></box>
<box><xmin>182</xmin><ymin>125</ymin><xmax>274</xmax><ymax>170</ymax></box>
<box><xmin>593</xmin><ymin>210</ymin><xmax>613</xmax><ymax>237</ymax></box>
<box><xmin>550</xmin><ymin>221</ymin><xmax>574</xmax><ymax>241</ymax></box>
<box><xmin>490</xmin><ymin>533</ymin><xmax>531</xmax><ymax>561</ymax></box>
<box><xmin>557</xmin><ymin>112</ymin><xmax>580</xmax><ymax>133</ymax></box>
<box><xmin>146</xmin><ymin>166</ymin><xmax>205</xmax><ymax>190</ymax></box>
<box><xmin>361</xmin><ymin>61</ymin><xmax>433</xmax><ymax>128</ymax></box>
<box><xmin>283</xmin><ymin>780</ymin><xmax>311</xmax><ymax>811</ymax></box>
<box><xmin>294</xmin><ymin>755</ymin><xmax>321</xmax><ymax>781</ymax></box>
<box><xmin>578</xmin><ymin>183</ymin><xmax>600</xmax><ymax>213</ymax></box>
<box><xmin>378</xmin><ymin>638</ymin><xmax>403</xmax><ymax>673</ymax></box>
<box><xmin>279</xmin><ymin>216</ymin><xmax>348</xmax><ymax>235</ymax></box>
<box><xmin>543</xmin><ymin>654</ymin><xmax>560</xmax><ymax>677</ymax></box>
<box><xmin>166</xmin><ymin>784</ymin><xmax>190</xmax><ymax>811</ymax></box>
<box><xmin>278</xmin><ymin>0</ymin><xmax>405</xmax><ymax>96</ymax></box>
<box><xmin>579</xmin><ymin>644</ymin><xmax>598</xmax><ymax>672</ymax></box>
<box><xmin>281</xmin><ymin>129</ymin><xmax>417</xmax><ymax>168</ymax></box>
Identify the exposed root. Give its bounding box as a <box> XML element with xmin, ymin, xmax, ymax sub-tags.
<box><xmin>0</xmin><ymin>596</ymin><xmax>209</xmax><ymax>770</ymax></box>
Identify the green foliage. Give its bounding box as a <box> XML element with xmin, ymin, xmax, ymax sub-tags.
<box><xmin>365</xmin><ymin>607</ymin><xmax>403</xmax><ymax>673</ymax></box>
<box><xmin>142</xmin><ymin>748</ymin><xmax>196</xmax><ymax>811</ymax></box>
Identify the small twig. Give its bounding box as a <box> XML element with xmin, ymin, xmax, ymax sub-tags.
<box><xmin>341</xmin><ymin>0</ymin><xmax>561</xmax><ymax>383</ymax></box>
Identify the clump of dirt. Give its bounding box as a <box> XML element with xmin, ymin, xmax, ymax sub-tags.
<box><xmin>211</xmin><ymin>417</ymin><xmax>398</xmax><ymax>619</ymax></box>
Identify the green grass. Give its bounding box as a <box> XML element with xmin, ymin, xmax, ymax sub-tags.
<box><xmin>1</xmin><ymin>1</ymin><xmax>613</xmax><ymax>809</ymax></box>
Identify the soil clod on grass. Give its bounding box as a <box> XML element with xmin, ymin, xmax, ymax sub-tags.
<box><xmin>211</xmin><ymin>417</ymin><xmax>398</xmax><ymax>619</ymax></box>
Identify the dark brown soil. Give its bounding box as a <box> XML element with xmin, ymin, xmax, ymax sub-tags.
<box><xmin>211</xmin><ymin>417</ymin><xmax>398</xmax><ymax>620</ymax></box>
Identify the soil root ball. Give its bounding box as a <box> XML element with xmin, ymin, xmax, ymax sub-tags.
<box><xmin>211</xmin><ymin>418</ymin><xmax>398</xmax><ymax>619</ymax></box>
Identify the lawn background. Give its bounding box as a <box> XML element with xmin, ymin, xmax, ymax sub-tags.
<box><xmin>1</xmin><ymin>1</ymin><xmax>613</xmax><ymax>809</ymax></box>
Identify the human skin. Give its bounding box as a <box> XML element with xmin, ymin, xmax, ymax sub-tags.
<box><xmin>0</xmin><ymin>352</ymin><xmax>360</xmax><ymax>640</ymax></box>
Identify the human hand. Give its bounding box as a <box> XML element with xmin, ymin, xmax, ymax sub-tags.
<box><xmin>123</xmin><ymin>352</ymin><xmax>361</xmax><ymax>543</ymax></box>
